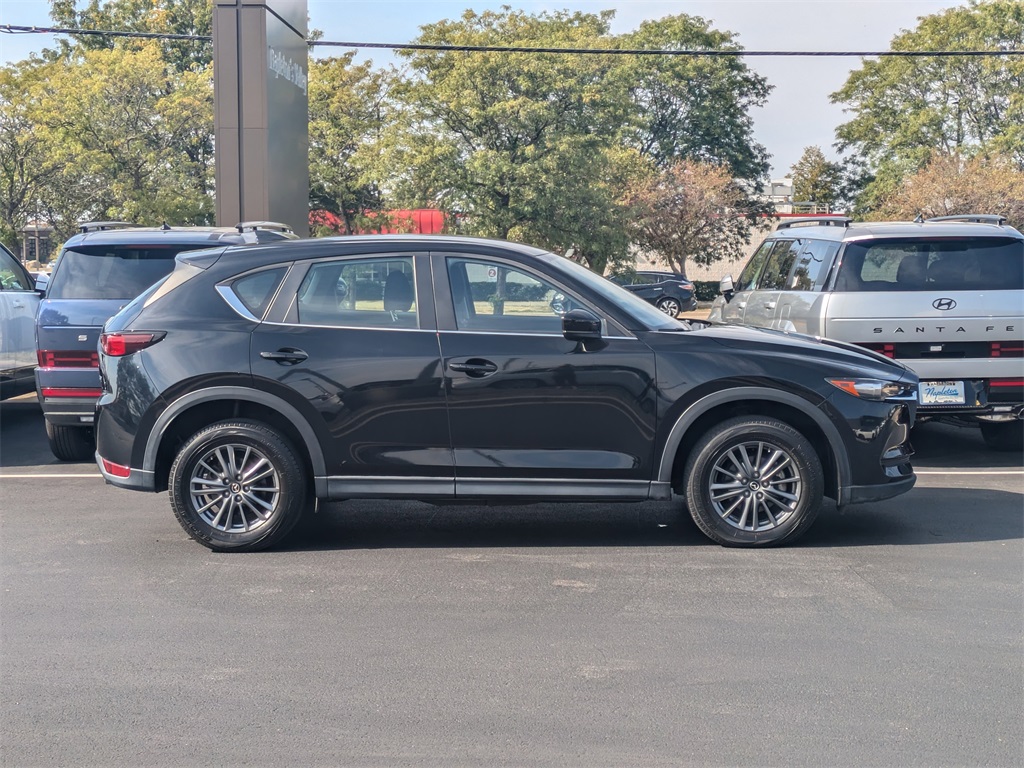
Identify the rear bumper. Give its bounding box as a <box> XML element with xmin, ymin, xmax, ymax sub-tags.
<box><xmin>38</xmin><ymin>395</ymin><xmax>99</xmax><ymax>426</ymax></box>
<box><xmin>96</xmin><ymin>452</ymin><xmax>156</xmax><ymax>492</ymax></box>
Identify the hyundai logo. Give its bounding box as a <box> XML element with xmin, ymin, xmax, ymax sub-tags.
<box><xmin>932</xmin><ymin>298</ymin><xmax>957</xmax><ymax>311</ymax></box>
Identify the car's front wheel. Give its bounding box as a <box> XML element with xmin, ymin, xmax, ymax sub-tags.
<box><xmin>45</xmin><ymin>422</ymin><xmax>94</xmax><ymax>462</ymax></box>
<box><xmin>656</xmin><ymin>296</ymin><xmax>681</xmax><ymax>317</ymax></box>
<box><xmin>684</xmin><ymin>416</ymin><xmax>824</xmax><ymax>547</ymax></box>
<box><xmin>168</xmin><ymin>420</ymin><xmax>308</xmax><ymax>552</ymax></box>
<box><xmin>979</xmin><ymin>420</ymin><xmax>1023</xmax><ymax>452</ymax></box>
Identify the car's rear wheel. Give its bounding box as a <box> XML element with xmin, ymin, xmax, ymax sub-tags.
<box><xmin>45</xmin><ymin>422</ymin><xmax>94</xmax><ymax>462</ymax></box>
<box><xmin>684</xmin><ymin>416</ymin><xmax>823</xmax><ymax>547</ymax></box>
<box><xmin>656</xmin><ymin>297</ymin><xmax>681</xmax><ymax>317</ymax></box>
<box><xmin>979</xmin><ymin>420</ymin><xmax>1023</xmax><ymax>452</ymax></box>
<box><xmin>168</xmin><ymin>420</ymin><xmax>308</xmax><ymax>552</ymax></box>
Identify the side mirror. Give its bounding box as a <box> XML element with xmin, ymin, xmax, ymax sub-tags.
<box><xmin>719</xmin><ymin>274</ymin><xmax>734</xmax><ymax>302</ymax></box>
<box><xmin>562</xmin><ymin>308</ymin><xmax>602</xmax><ymax>342</ymax></box>
<box><xmin>34</xmin><ymin>274</ymin><xmax>49</xmax><ymax>295</ymax></box>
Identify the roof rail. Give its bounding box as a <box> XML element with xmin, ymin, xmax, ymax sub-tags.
<box><xmin>925</xmin><ymin>214</ymin><xmax>1007</xmax><ymax>226</ymax></box>
<box><xmin>775</xmin><ymin>216</ymin><xmax>852</xmax><ymax>230</ymax></box>
<box><xmin>78</xmin><ymin>221</ymin><xmax>142</xmax><ymax>233</ymax></box>
<box><xmin>235</xmin><ymin>220</ymin><xmax>294</xmax><ymax>234</ymax></box>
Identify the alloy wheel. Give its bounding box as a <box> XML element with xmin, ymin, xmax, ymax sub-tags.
<box><xmin>189</xmin><ymin>443</ymin><xmax>281</xmax><ymax>533</ymax></box>
<box><xmin>707</xmin><ymin>440</ymin><xmax>802</xmax><ymax>531</ymax></box>
<box><xmin>658</xmin><ymin>298</ymin><xmax>681</xmax><ymax>316</ymax></box>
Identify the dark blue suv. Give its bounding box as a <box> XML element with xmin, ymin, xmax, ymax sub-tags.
<box><xmin>36</xmin><ymin>221</ymin><xmax>296</xmax><ymax>460</ymax></box>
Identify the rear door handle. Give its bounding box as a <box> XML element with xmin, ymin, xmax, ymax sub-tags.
<box><xmin>260</xmin><ymin>347</ymin><xmax>308</xmax><ymax>365</ymax></box>
<box><xmin>448</xmin><ymin>358</ymin><xmax>498</xmax><ymax>378</ymax></box>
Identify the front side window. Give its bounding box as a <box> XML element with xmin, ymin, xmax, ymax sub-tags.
<box><xmin>296</xmin><ymin>256</ymin><xmax>417</xmax><ymax>328</ymax></box>
<box><xmin>0</xmin><ymin>247</ymin><xmax>32</xmax><ymax>291</ymax></box>
<box><xmin>734</xmin><ymin>241</ymin><xmax>774</xmax><ymax>292</ymax></box>
<box><xmin>757</xmin><ymin>240</ymin><xmax>802</xmax><ymax>290</ymax></box>
<box><xmin>836</xmin><ymin>237</ymin><xmax>1024</xmax><ymax>291</ymax></box>
<box><xmin>447</xmin><ymin>258</ymin><xmax>581</xmax><ymax>333</ymax></box>
<box><xmin>47</xmin><ymin>245</ymin><xmax>186</xmax><ymax>300</ymax></box>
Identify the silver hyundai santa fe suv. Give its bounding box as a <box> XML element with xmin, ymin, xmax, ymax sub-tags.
<box><xmin>710</xmin><ymin>214</ymin><xmax>1023</xmax><ymax>451</ymax></box>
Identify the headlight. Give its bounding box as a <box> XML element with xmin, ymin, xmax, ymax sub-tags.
<box><xmin>827</xmin><ymin>378</ymin><xmax>917</xmax><ymax>402</ymax></box>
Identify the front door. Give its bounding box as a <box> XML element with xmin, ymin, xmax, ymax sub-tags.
<box><xmin>252</xmin><ymin>252</ymin><xmax>453</xmax><ymax>495</ymax></box>
<box><xmin>432</xmin><ymin>253</ymin><xmax>658</xmax><ymax>500</ymax></box>
<box><xmin>0</xmin><ymin>246</ymin><xmax>39</xmax><ymax>376</ymax></box>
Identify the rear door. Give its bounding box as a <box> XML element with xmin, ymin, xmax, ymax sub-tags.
<box><xmin>251</xmin><ymin>252</ymin><xmax>454</xmax><ymax>495</ymax></box>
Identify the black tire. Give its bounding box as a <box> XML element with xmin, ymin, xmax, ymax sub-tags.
<box><xmin>45</xmin><ymin>421</ymin><xmax>95</xmax><ymax>462</ymax></box>
<box><xmin>168</xmin><ymin>420</ymin><xmax>309</xmax><ymax>552</ymax></box>
<box><xmin>980</xmin><ymin>421</ymin><xmax>1024</xmax><ymax>452</ymax></box>
<box><xmin>684</xmin><ymin>416</ymin><xmax>824</xmax><ymax>547</ymax></box>
<box><xmin>656</xmin><ymin>296</ymin><xmax>681</xmax><ymax>317</ymax></box>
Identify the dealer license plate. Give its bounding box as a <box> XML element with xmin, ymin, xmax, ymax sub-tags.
<box><xmin>919</xmin><ymin>380</ymin><xmax>966</xmax><ymax>405</ymax></box>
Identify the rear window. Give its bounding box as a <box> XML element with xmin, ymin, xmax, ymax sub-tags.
<box><xmin>47</xmin><ymin>245</ymin><xmax>200</xmax><ymax>300</ymax></box>
<box><xmin>835</xmin><ymin>237</ymin><xmax>1024</xmax><ymax>292</ymax></box>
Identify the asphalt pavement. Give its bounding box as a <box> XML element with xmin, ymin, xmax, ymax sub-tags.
<box><xmin>1</xmin><ymin>394</ymin><xmax>1021</xmax><ymax>767</ymax></box>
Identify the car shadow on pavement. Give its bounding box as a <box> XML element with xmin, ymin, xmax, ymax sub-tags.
<box><xmin>277</xmin><ymin>486</ymin><xmax>1023</xmax><ymax>553</ymax></box>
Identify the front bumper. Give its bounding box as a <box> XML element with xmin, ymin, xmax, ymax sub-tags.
<box><xmin>839</xmin><ymin>473</ymin><xmax>916</xmax><ymax>506</ymax></box>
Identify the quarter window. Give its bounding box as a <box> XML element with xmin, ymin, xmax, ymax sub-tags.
<box><xmin>296</xmin><ymin>257</ymin><xmax>417</xmax><ymax>328</ymax></box>
<box><xmin>232</xmin><ymin>268</ymin><xmax>287</xmax><ymax>318</ymax></box>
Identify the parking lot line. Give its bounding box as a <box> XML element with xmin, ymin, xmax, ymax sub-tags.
<box><xmin>0</xmin><ymin>473</ymin><xmax>102</xmax><ymax>478</ymax></box>
<box><xmin>915</xmin><ymin>470</ymin><xmax>1023</xmax><ymax>475</ymax></box>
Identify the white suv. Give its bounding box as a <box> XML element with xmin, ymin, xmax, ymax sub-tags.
<box><xmin>709</xmin><ymin>215</ymin><xmax>1023</xmax><ymax>451</ymax></box>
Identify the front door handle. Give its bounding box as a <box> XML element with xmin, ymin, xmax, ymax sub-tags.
<box><xmin>260</xmin><ymin>347</ymin><xmax>308</xmax><ymax>365</ymax></box>
<box><xmin>448</xmin><ymin>358</ymin><xmax>498</xmax><ymax>378</ymax></box>
<box><xmin>765</xmin><ymin>301</ymin><xmax>777</xmax><ymax>310</ymax></box>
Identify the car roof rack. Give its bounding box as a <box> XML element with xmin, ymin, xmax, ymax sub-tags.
<box><xmin>234</xmin><ymin>220</ymin><xmax>294</xmax><ymax>234</ymax></box>
<box><xmin>78</xmin><ymin>221</ymin><xmax>143</xmax><ymax>233</ymax></box>
<box><xmin>775</xmin><ymin>216</ymin><xmax>852</xmax><ymax>230</ymax></box>
<box><xmin>925</xmin><ymin>214</ymin><xmax>1007</xmax><ymax>226</ymax></box>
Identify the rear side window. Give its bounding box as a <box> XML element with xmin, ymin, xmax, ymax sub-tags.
<box><xmin>47</xmin><ymin>245</ymin><xmax>195</xmax><ymax>300</ymax></box>
<box><xmin>788</xmin><ymin>240</ymin><xmax>840</xmax><ymax>291</ymax></box>
<box><xmin>836</xmin><ymin>237</ymin><xmax>1024</xmax><ymax>292</ymax></box>
<box><xmin>296</xmin><ymin>257</ymin><xmax>417</xmax><ymax>328</ymax></box>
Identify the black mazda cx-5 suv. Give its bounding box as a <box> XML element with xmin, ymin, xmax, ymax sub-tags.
<box><xmin>95</xmin><ymin>236</ymin><xmax>918</xmax><ymax>551</ymax></box>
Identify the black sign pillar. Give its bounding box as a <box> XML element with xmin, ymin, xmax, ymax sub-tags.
<box><xmin>213</xmin><ymin>0</ymin><xmax>309</xmax><ymax>236</ymax></box>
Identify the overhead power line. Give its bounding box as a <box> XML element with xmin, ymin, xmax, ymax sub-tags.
<box><xmin>1</xmin><ymin>24</ymin><xmax>1022</xmax><ymax>57</ymax></box>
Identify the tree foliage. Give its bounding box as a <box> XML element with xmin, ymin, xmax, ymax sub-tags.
<box><xmin>789</xmin><ymin>146</ymin><xmax>843</xmax><ymax>210</ymax></box>
<box><xmin>623</xmin><ymin>159</ymin><xmax>769</xmax><ymax>278</ymax></box>
<box><xmin>832</xmin><ymin>0</ymin><xmax>1024</xmax><ymax>210</ymax></box>
<box><xmin>48</xmin><ymin>0</ymin><xmax>212</xmax><ymax>73</ymax></box>
<box><xmin>874</xmin><ymin>151</ymin><xmax>1024</xmax><ymax>228</ymax></box>
<box><xmin>308</xmin><ymin>53</ymin><xmax>395</xmax><ymax>235</ymax></box>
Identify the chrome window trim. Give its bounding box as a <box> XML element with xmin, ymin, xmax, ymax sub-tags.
<box><xmin>259</xmin><ymin>320</ymin><xmax>436</xmax><ymax>333</ymax></box>
<box><xmin>215</xmin><ymin>284</ymin><xmax>260</xmax><ymax>322</ymax></box>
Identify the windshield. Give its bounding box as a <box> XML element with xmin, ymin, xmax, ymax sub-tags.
<box><xmin>47</xmin><ymin>245</ymin><xmax>195</xmax><ymax>300</ymax></box>
<box><xmin>836</xmin><ymin>237</ymin><xmax>1024</xmax><ymax>292</ymax></box>
<box><xmin>538</xmin><ymin>253</ymin><xmax>688</xmax><ymax>331</ymax></box>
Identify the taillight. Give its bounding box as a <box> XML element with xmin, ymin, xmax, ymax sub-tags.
<box><xmin>990</xmin><ymin>342</ymin><xmax>1023</xmax><ymax>358</ymax></box>
<box><xmin>100</xmin><ymin>332</ymin><xmax>165</xmax><ymax>357</ymax></box>
<box><xmin>37</xmin><ymin>350</ymin><xmax>99</xmax><ymax>368</ymax></box>
<box><xmin>990</xmin><ymin>379</ymin><xmax>1024</xmax><ymax>388</ymax></box>
<box><xmin>857</xmin><ymin>342</ymin><xmax>896</xmax><ymax>359</ymax></box>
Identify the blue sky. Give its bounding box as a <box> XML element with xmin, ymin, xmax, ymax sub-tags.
<box><xmin>1</xmin><ymin>0</ymin><xmax>961</xmax><ymax>177</ymax></box>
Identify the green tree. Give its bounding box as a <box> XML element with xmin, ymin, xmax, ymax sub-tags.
<box><xmin>616</xmin><ymin>15</ymin><xmax>771</xmax><ymax>183</ymax></box>
<box><xmin>29</xmin><ymin>44</ymin><xmax>214</xmax><ymax>240</ymax></box>
<box><xmin>389</xmin><ymin>8</ymin><xmax>633</xmax><ymax>270</ymax></box>
<box><xmin>0</xmin><ymin>62</ymin><xmax>59</xmax><ymax>253</ymax></box>
<box><xmin>789</xmin><ymin>146</ymin><xmax>843</xmax><ymax>211</ymax></box>
<box><xmin>48</xmin><ymin>0</ymin><xmax>212</xmax><ymax>73</ymax></box>
<box><xmin>308</xmin><ymin>53</ymin><xmax>395</xmax><ymax>235</ymax></box>
<box><xmin>623</xmin><ymin>159</ymin><xmax>770</xmax><ymax>278</ymax></box>
<box><xmin>832</xmin><ymin>0</ymin><xmax>1024</xmax><ymax>210</ymax></box>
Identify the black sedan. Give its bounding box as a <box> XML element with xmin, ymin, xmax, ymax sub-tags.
<box><xmin>95</xmin><ymin>235</ymin><xmax>917</xmax><ymax>552</ymax></box>
<box><xmin>609</xmin><ymin>270</ymin><xmax>697</xmax><ymax>316</ymax></box>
